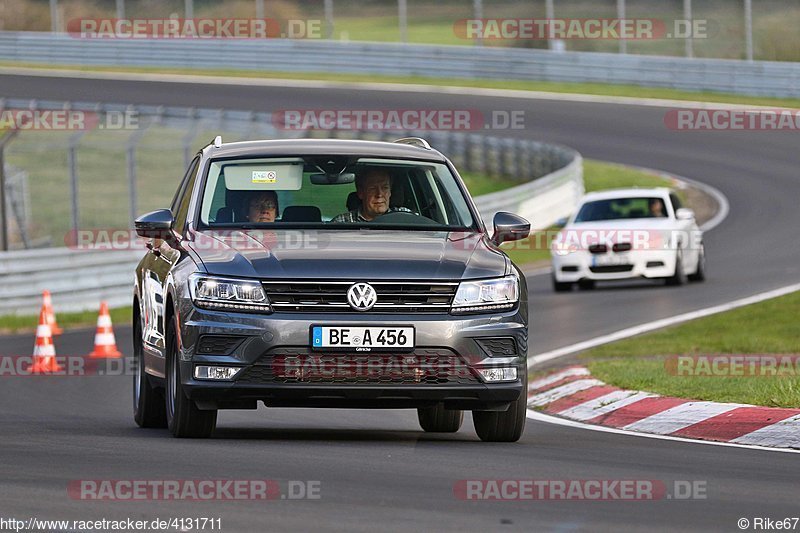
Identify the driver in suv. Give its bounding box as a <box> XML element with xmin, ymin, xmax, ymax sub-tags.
<box><xmin>331</xmin><ymin>166</ymin><xmax>412</xmax><ymax>222</ymax></box>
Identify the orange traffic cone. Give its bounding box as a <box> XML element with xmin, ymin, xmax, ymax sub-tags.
<box><xmin>42</xmin><ymin>290</ymin><xmax>63</xmax><ymax>335</ymax></box>
<box><xmin>29</xmin><ymin>305</ymin><xmax>63</xmax><ymax>374</ymax></box>
<box><xmin>88</xmin><ymin>302</ymin><xmax>122</xmax><ymax>358</ymax></box>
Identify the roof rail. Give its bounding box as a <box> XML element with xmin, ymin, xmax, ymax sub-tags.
<box><xmin>393</xmin><ymin>137</ymin><xmax>432</xmax><ymax>150</ymax></box>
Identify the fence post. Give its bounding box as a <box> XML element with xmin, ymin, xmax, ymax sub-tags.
<box><xmin>0</xmin><ymin>135</ymin><xmax>8</xmax><ymax>251</ymax></box>
<box><xmin>472</xmin><ymin>0</ymin><xmax>483</xmax><ymax>46</ymax></box>
<box><xmin>68</xmin><ymin>134</ymin><xmax>80</xmax><ymax>236</ymax></box>
<box><xmin>683</xmin><ymin>0</ymin><xmax>693</xmax><ymax>58</ymax></box>
<box><xmin>398</xmin><ymin>0</ymin><xmax>408</xmax><ymax>43</ymax></box>
<box><xmin>617</xmin><ymin>0</ymin><xmax>627</xmax><ymax>54</ymax></box>
<box><xmin>324</xmin><ymin>0</ymin><xmax>334</xmax><ymax>39</ymax></box>
<box><xmin>182</xmin><ymin>108</ymin><xmax>198</xmax><ymax>168</ymax></box>
<box><xmin>744</xmin><ymin>0</ymin><xmax>754</xmax><ymax>61</ymax></box>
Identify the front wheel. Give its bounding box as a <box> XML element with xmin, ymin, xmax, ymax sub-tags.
<box><xmin>418</xmin><ymin>405</ymin><xmax>463</xmax><ymax>433</ymax></box>
<box><xmin>133</xmin><ymin>317</ymin><xmax>167</xmax><ymax>428</ymax></box>
<box><xmin>688</xmin><ymin>244</ymin><xmax>706</xmax><ymax>282</ymax></box>
<box><xmin>472</xmin><ymin>370</ymin><xmax>527</xmax><ymax>442</ymax></box>
<box><xmin>665</xmin><ymin>250</ymin><xmax>688</xmax><ymax>286</ymax></box>
<box><xmin>165</xmin><ymin>318</ymin><xmax>217</xmax><ymax>438</ymax></box>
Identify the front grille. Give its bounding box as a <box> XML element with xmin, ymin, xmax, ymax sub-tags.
<box><xmin>262</xmin><ymin>280</ymin><xmax>458</xmax><ymax>313</ymax></box>
<box><xmin>476</xmin><ymin>337</ymin><xmax>518</xmax><ymax>357</ymax></box>
<box><xmin>589</xmin><ymin>265</ymin><xmax>634</xmax><ymax>273</ymax></box>
<box><xmin>196</xmin><ymin>335</ymin><xmax>244</xmax><ymax>355</ymax></box>
<box><xmin>236</xmin><ymin>348</ymin><xmax>479</xmax><ymax>385</ymax></box>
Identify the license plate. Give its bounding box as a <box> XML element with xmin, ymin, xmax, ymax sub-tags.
<box><xmin>311</xmin><ymin>326</ymin><xmax>415</xmax><ymax>352</ymax></box>
<box><xmin>594</xmin><ymin>254</ymin><xmax>630</xmax><ymax>267</ymax></box>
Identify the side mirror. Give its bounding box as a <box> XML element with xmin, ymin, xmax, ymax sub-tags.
<box><xmin>135</xmin><ymin>209</ymin><xmax>174</xmax><ymax>239</ymax></box>
<box><xmin>491</xmin><ymin>212</ymin><xmax>530</xmax><ymax>245</ymax></box>
<box><xmin>675</xmin><ymin>208</ymin><xmax>695</xmax><ymax>221</ymax></box>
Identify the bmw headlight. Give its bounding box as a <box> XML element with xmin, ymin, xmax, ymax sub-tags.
<box><xmin>189</xmin><ymin>274</ymin><xmax>271</xmax><ymax>312</ymax></box>
<box><xmin>451</xmin><ymin>276</ymin><xmax>519</xmax><ymax>314</ymax></box>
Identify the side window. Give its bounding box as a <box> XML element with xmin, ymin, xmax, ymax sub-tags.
<box><xmin>173</xmin><ymin>157</ymin><xmax>201</xmax><ymax>233</ymax></box>
<box><xmin>669</xmin><ymin>193</ymin><xmax>683</xmax><ymax>212</ymax></box>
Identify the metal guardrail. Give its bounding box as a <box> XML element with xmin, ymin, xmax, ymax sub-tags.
<box><xmin>1</xmin><ymin>31</ymin><xmax>800</xmax><ymax>98</ymax></box>
<box><xmin>0</xmin><ymin>99</ymin><xmax>582</xmax><ymax>315</ymax></box>
<box><xmin>0</xmin><ymin>247</ymin><xmax>141</xmax><ymax>314</ymax></box>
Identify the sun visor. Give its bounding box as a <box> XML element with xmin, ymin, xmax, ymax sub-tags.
<box><xmin>223</xmin><ymin>160</ymin><xmax>303</xmax><ymax>191</ymax></box>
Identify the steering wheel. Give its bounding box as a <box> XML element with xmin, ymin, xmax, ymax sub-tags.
<box><xmin>370</xmin><ymin>211</ymin><xmax>439</xmax><ymax>226</ymax></box>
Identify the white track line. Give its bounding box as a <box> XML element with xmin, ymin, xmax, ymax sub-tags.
<box><xmin>526</xmin><ymin>409</ymin><xmax>800</xmax><ymax>455</ymax></box>
<box><xmin>528</xmin><ymin>282</ymin><xmax>800</xmax><ymax>368</ymax></box>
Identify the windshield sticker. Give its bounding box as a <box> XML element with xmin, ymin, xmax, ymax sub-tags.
<box><xmin>252</xmin><ymin>170</ymin><xmax>277</xmax><ymax>183</ymax></box>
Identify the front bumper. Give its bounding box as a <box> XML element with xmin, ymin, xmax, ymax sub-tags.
<box><xmin>552</xmin><ymin>249</ymin><xmax>677</xmax><ymax>282</ymax></box>
<box><xmin>175</xmin><ymin>305</ymin><xmax>528</xmax><ymax>411</ymax></box>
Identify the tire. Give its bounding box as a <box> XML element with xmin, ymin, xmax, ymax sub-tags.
<box><xmin>418</xmin><ymin>405</ymin><xmax>463</xmax><ymax>433</ymax></box>
<box><xmin>165</xmin><ymin>318</ymin><xmax>217</xmax><ymax>438</ymax></box>
<box><xmin>577</xmin><ymin>279</ymin><xmax>596</xmax><ymax>291</ymax></box>
<box><xmin>665</xmin><ymin>250</ymin><xmax>688</xmax><ymax>286</ymax></box>
<box><xmin>133</xmin><ymin>316</ymin><xmax>167</xmax><ymax>428</ymax></box>
<box><xmin>472</xmin><ymin>369</ymin><xmax>527</xmax><ymax>442</ymax></box>
<box><xmin>552</xmin><ymin>276</ymin><xmax>573</xmax><ymax>293</ymax></box>
<box><xmin>688</xmin><ymin>244</ymin><xmax>706</xmax><ymax>282</ymax></box>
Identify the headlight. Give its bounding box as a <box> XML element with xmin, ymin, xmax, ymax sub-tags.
<box><xmin>451</xmin><ymin>276</ymin><xmax>519</xmax><ymax>314</ymax></box>
<box><xmin>189</xmin><ymin>274</ymin><xmax>271</xmax><ymax>312</ymax></box>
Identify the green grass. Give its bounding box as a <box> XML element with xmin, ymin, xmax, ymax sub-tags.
<box><xmin>460</xmin><ymin>171</ymin><xmax>519</xmax><ymax>197</ymax></box>
<box><xmin>4</xmin><ymin>62</ymin><xmax>800</xmax><ymax>110</ymax></box>
<box><xmin>0</xmin><ymin>306</ymin><xmax>132</xmax><ymax>335</ymax></box>
<box><xmin>501</xmin><ymin>159</ymin><xmax>678</xmax><ymax>266</ymax></box>
<box><xmin>581</xmin><ymin>291</ymin><xmax>800</xmax><ymax>408</ymax></box>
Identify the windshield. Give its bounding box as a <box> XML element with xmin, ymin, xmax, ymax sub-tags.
<box><xmin>574</xmin><ymin>197</ymin><xmax>669</xmax><ymax>222</ymax></box>
<box><xmin>198</xmin><ymin>155</ymin><xmax>476</xmax><ymax>230</ymax></box>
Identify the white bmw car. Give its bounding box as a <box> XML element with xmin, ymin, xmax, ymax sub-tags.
<box><xmin>550</xmin><ymin>188</ymin><xmax>705</xmax><ymax>291</ymax></box>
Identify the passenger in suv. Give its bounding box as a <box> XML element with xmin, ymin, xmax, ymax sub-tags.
<box><xmin>133</xmin><ymin>137</ymin><xmax>531</xmax><ymax>441</ymax></box>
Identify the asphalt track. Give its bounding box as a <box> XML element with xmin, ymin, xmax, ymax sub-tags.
<box><xmin>1</xmin><ymin>72</ymin><xmax>799</xmax><ymax>532</ymax></box>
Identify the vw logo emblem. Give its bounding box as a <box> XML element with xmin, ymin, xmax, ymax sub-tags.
<box><xmin>347</xmin><ymin>282</ymin><xmax>377</xmax><ymax>311</ymax></box>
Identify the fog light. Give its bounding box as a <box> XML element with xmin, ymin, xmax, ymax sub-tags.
<box><xmin>194</xmin><ymin>365</ymin><xmax>241</xmax><ymax>380</ymax></box>
<box><xmin>477</xmin><ymin>367</ymin><xmax>518</xmax><ymax>383</ymax></box>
